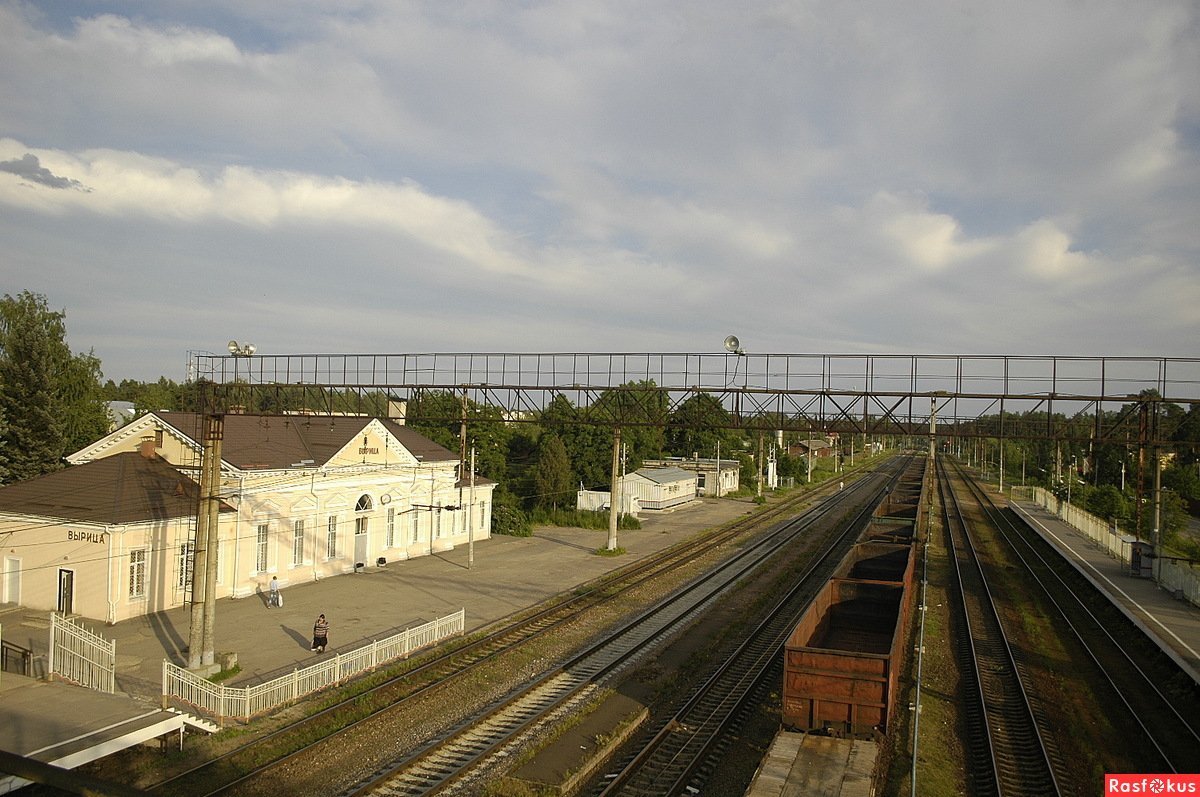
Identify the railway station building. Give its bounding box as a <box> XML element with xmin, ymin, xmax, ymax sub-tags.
<box><xmin>0</xmin><ymin>411</ymin><xmax>495</xmax><ymax>624</ymax></box>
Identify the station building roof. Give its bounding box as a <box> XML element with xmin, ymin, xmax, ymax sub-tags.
<box><xmin>0</xmin><ymin>451</ymin><xmax>229</xmax><ymax>524</ymax></box>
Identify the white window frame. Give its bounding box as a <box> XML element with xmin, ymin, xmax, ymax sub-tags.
<box><xmin>129</xmin><ymin>548</ymin><xmax>148</xmax><ymax>599</ymax></box>
<box><xmin>411</xmin><ymin>509</ymin><xmax>419</xmax><ymax>544</ymax></box>
<box><xmin>386</xmin><ymin>507</ymin><xmax>396</xmax><ymax>548</ymax></box>
<box><xmin>177</xmin><ymin>542</ymin><xmax>192</xmax><ymax>590</ymax></box>
<box><xmin>255</xmin><ymin>523</ymin><xmax>269</xmax><ymax>573</ymax></box>
<box><xmin>326</xmin><ymin>516</ymin><xmax>338</xmax><ymax>559</ymax></box>
<box><xmin>292</xmin><ymin>519</ymin><xmax>305</xmax><ymax>566</ymax></box>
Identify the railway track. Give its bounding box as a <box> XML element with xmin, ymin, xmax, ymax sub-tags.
<box><xmin>343</xmin><ymin>460</ymin><xmax>906</xmax><ymax>796</ymax></box>
<box><xmin>588</xmin><ymin>462</ymin><xmax>907</xmax><ymax>796</ymax></box>
<box><xmin>938</xmin><ymin>459</ymin><xmax>1061</xmax><ymax>797</ymax></box>
<box><xmin>953</xmin><ymin>461</ymin><xmax>1200</xmax><ymax>777</ymax></box>
<box><xmin>149</xmin><ymin>464</ymin><xmax>879</xmax><ymax>796</ymax></box>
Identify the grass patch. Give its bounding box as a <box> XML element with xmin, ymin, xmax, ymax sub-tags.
<box><xmin>529</xmin><ymin>507</ymin><xmax>641</xmax><ymax>530</ymax></box>
<box><xmin>208</xmin><ymin>664</ymin><xmax>242</xmax><ymax>683</ymax></box>
<box><xmin>594</xmin><ymin>546</ymin><xmax>627</xmax><ymax>557</ymax></box>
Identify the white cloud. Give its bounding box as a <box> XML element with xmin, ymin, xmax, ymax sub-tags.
<box><xmin>0</xmin><ymin>138</ymin><xmax>541</xmax><ymax>278</ymax></box>
<box><xmin>865</xmin><ymin>192</ymin><xmax>996</xmax><ymax>273</ymax></box>
<box><xmin>72</xmin><ymin>13</ymin><xmax>244</xmax><ymax>66</ymax></box>
<box><xmin>1012</xmin><ymin>221</ymin><xmax>1091</xmax><ymax>281</ymax></box>
<box><xmin>0</xmin><ymin>1</ymin><xmax>1198</xmax><ymax>379</ymax></box>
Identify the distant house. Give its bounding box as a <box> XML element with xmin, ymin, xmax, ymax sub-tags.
<box><xmin>788</xmin><ymin>439</ymin><xmax>833</xmax><ymax>458</ymax></box>
<box><xmin>619</xmin><ymin>467</ymin><xmax>697</xmax><ymax>510</ymax></box>
<box><xmin>576</xmin><ymin>466</ymin><xmax>700</xmax><ymax>515</ymax></box>
<box><xmin>577</xmin><ymin>489</ymin><xmax>640</xmax><ymax>517</ymax></box>
<box><xmin>0</xmin><ymin>411</ymin><xmax>496</xmax><ymax>624</ymax></box>
<box><xmin>106</xmin><ymin>400</ymin><xmax>136</xmax><ymax>431</ymax></box>
<box><xmin>643</xmin><ymin>457</ymin><xmax>740</xmax><ymax>497</ymax></box>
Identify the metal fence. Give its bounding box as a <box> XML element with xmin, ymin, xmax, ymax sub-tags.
<box><xmin>1</xmin><ymin>635</ymin><xmax>34</xmax><ymax>678</ymax></box>
<box><xmin>48</xmin><ymin>613</ymin><xmax>116</xmax><ymax>693</ymax></box>
<box><xmin>162</xmin><ymin>608</ymin><xmax>465</xmax><ymax>723</ymax></box>
<box><xmin>1019</xmin><ymin>487</ymin><xmax>1199</xmax><ymax>608</ymax></box>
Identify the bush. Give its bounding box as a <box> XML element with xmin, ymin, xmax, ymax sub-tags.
<box><xmin>491</xmin><ymin>503</ymin><xmax>532</xmax><ymax>537</ymax></box>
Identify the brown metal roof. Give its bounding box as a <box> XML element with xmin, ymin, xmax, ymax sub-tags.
<box><xmin>0</xmin><ymin>452</ymin><xmax>216</xmax><ymax>525</ymax></box>
<box><xmin>154</xmin><ymin>413</ymin><xmax>457</xmax><ymax>470</ymax></box>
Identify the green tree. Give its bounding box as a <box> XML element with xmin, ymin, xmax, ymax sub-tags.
<box><xmin>134</xmin><ymin>377</ymin><xmax>185</xmax><ymax>416</ymax></box>
<box><xmin>666</xmin><ymin>392</ymin><xmax>737</xmax><ymax>458</ymax></box>
<box><xmin>59</xmin><ymin>349</ymin><xmax>109</xmax><ymax>452</ymax></box>
<box><xmin>0</xmin><ymin>292</ymin><xmax>109</xmax><ymax>482</ymax></box>
<box><xmin>1172</xmin><ymin>403</ymin><xmax>1200</xmax><ymax>465</ymax></box>
<box><xmin>540</xmin><ymin>394</ymin><xmax>611</xmax><ymax>489</ymax></box>
<box><xmin>533</xmin><ymin>435</ymin><xmax>574</xmax><ymax>510</ymax></box>
<box><xmin>0</xmin><ymin>401</ymin><xmax>8</xmax><ymax>483</ymax></box>
<box><xmin>407</xmin><ymin>389</ymin><xmax>511</xmax><ymax>483</ymax></box>
<box><xmin>1162</xmin><ymin>463</ymin><xmax>1200</xmax><ymax>502</ymax></box>
<box><xmin>1083</xmin><ymin>484</ymin><xmax>1128</xmax><ymax>523</ymax></box>
<box><xmin>591</xmin><ymin>380</ymin><xmax>667</xmax><ymax>470</ymax></box>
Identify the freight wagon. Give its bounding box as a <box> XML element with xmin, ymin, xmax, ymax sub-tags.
<box><xmin>782</xmin><ymin>578</ymin><xmax>911</xmax><ymax>738</ymax></box>
<box><xmin>781</xmin><ymin>458</ymin><xmax>924</xmax><ymax>739</ymax></box>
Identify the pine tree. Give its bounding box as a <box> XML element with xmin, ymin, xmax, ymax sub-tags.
<box><xmin>533</xmin><ymin>435</ymin><xmax>573</xmax><ymax>510</ymax></box>
<box><xmin>0</xmin><ymin>292</ymin><xmax>109</xmax><ymax>483</ymax></box>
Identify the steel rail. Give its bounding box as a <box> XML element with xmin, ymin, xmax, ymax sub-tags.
<box><xmin>939</xmin><ymin>459</ymin><xmax>1061</xmax><ymax>797</ymax></box>
<box><xmin>344</xmin><ymin>467</ymin><xmax>893</xmax><ymax>796</ymax></box>
<box><xmin>592</xmin><ymin>460</ymin><xmax>908</xmax><ymax>796</ymax></box>
<box><xmin>152</xmin><ymin>473</ymin><xmax>864</xmax><ymax>796</ymax></box>
<box><xmin>958</xmin><ymin>466</ymin><xmax>1200</xmax><ymax>772</ymax></box>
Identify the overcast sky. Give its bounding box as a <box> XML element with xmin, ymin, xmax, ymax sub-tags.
<box><xmin>2</xmin><ymin>1</ymin><xmax>1198</xmax><ymax>383</ymax></box>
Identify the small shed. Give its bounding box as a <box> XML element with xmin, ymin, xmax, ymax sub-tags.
<box><xmin>642</xmin><ymin>457</ymin><xmax>740</xmax><ymax>496</ymax></box>
<box><xmin>576</xmin><ymin>489</ymin><xmax>640</xmax><ymax>517</ymax></box>
<box><xmin>620</xmin><ymin>467</ymin><xmax>697</xmax><ymax>510</ymax></box>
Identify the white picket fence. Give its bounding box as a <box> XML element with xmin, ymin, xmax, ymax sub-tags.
<box><xmin>48</xmin><ymin>613</ymin><xmax>116</xmax><ymax>693</ymax></box>
<box><xmin>1020</xmin><ymin>487</ymin><xmax>1199</xmax><ymax>607</ymax></box>
<box><xmin>163</xmin><ymin>608</ymin><xmax>465</xmax><ymax>723</ymax></box>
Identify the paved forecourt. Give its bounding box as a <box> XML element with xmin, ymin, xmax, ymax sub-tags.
<box><xmin>1010</xmin><ymin>499</ymin><xmax>1200</xmax><ymax>684</ymax></box>
<box><xmin>0</xmin><ymin>497</ymin><xmax>754</xmax><ymax>779</ymax></box>
<box><xmin>118</xmin><ymin>498</ymin><xmax>752</xmax><ymax>699</ymax></box>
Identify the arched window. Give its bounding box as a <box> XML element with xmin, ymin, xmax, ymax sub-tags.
<box><xmin>354</xmin><ymin>495</ymin><xmax>372</xmax><ymax>554</ymax></box>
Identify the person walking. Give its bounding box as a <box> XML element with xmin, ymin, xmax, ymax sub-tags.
<box><xmin>268</xmin><ymin>576</ymin><xmax>280</xmax><ymax>608</ymax></box>
<box><xmin>312</xmin><ymin>614</ymin><xmax>329</xmax><ymax>652</ymax></box>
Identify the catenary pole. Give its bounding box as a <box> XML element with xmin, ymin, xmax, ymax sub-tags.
<box><xmin>187</xmin><ymin>422</ymin><xmax>214</xmax><ymax>669</ymax></box>
<box><xmin>201</xmin><ymin>413</ymin><xmax>224</xmax><ymax>667</ymax></box>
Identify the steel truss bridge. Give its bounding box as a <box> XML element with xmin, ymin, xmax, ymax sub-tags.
<box><xmin>192</xmin><ymin>352</ymin><xmax>1200</xmax><ymax>447</ymax></box>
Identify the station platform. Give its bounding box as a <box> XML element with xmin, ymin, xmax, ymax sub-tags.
<box><xmin>744</xmin><ymin>731</ymin><xmax>876</xmax><ymax>797</ymax></box>
<box><xmin>0</xmin><ymin>499</ymin><xmax>752</xmax><ymax>789</ymax></box>
<box><xmin>1009</xmin><ymin>499</ymin><xmax>1200</xmax><ymax>684</ymax></box>
<box><xmin>0</xmin><ymin>673</ymin><xmax>200</xmax><ymax>794</ymax></box>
